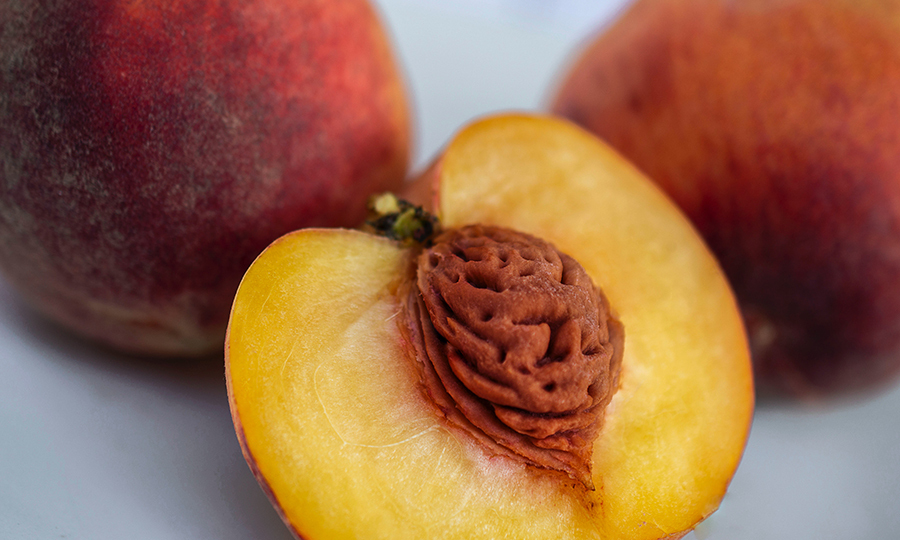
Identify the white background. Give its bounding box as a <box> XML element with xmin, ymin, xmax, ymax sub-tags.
<box><xmin>2</xmin><ymin>0</ymin><xmax>899</xmax><ymax>538</ymax></box>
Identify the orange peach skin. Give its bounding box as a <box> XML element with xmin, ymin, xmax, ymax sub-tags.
<box><xmin>0</xmin><ymin>0</ymin><xmax>409</xmax><ymax>356</ymax></box>
<box><xmin>226</xmin><ymin>115</ymin><xmax>753</xmax><ymax>539</ymax></box>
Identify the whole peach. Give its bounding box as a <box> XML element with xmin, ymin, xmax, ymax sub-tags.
<box><xmin>0</xmin><ymin>0</ymin><xmax>410</xmax><ymax>356</ymax></box>
<box><xmin>553</xmin><ymin>0</ymin><xmax>900</xmax><ymax>398</ymax></box>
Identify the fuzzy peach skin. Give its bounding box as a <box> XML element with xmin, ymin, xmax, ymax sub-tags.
<box><xmin>226</xmin><ymin>115</ymin><xmax>754</xmax><ymax>540</ymax></box>
<box><xmin>553</xmin><ymin>0</ymin><xmax>900</xmax><ymax>398</ymax></box>
<box><xmin>0</xmin><ymin>0</ymin><xmax>410</xmax><ymax>356</ymax></box>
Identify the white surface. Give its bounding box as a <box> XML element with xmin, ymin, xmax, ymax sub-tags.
<box><xmin>3</xmin><ymin>0</ymin><xmax>900</xmax><ymax>538</ymax></box>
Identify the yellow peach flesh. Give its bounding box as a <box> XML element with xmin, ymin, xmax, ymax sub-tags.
<box><xmin>226</xmin><ymin>114</ymin><xmax>753</xmax><ymax>540</ymax></box>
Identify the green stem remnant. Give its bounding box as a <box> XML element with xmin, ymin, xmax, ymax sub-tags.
<box><xmin>365</xmin><ymin>193</ymin><xmax>440</xmax><ymax>247</ymax></box>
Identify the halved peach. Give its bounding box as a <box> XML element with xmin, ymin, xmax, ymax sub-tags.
<box><xmin>226</xmin><ymin>114</ymin><xmax>753</xmax><ymax>540</ymax></box>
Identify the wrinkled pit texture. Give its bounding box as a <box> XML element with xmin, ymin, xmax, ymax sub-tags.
<box><xmin>405</xmin><ymin>224</ymin><xmax>623</xmax><ymax>489</ymax></box>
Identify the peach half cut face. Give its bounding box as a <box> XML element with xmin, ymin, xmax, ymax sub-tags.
<box><xmin>225</xmin><ymin>114</ymin><xmax>754</xmax><ymax>540</ymax></box>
